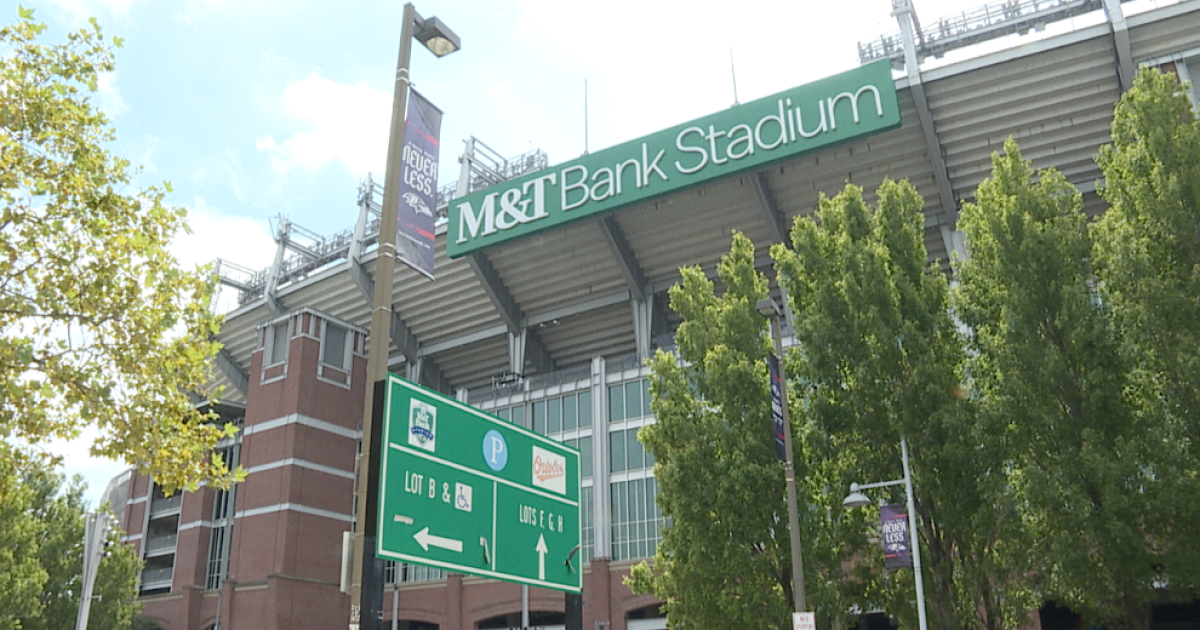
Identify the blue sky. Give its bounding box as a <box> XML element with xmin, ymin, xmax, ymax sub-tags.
<box><xmin>7</xmin><ymin>0</ymin><xmax>1072</xmax><ymax>506</ymax></box>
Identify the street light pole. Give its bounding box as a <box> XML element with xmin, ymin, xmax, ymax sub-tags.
<box><xmin>842</xmin><ymin>437</ymin><xmax>928</xmax><ymax>630</ymax></box>
<box><xmin>75</xmin><ymin>511</ymin><xmax>111</xmax><ymax>630</ymax></box>
<box><xmin>758</xmin><ymin>298</ymin><xmax>807</xmax><ymax>615</ymax></box>
<box><xmin>348</xmin><ymin>5</ymin><xmax>458</xmax><ymax>630</ymax></box>
<box><xmin>899</xmin><ymin>438</ymin><xmax>928</xmax><ymax>630</ymax></box>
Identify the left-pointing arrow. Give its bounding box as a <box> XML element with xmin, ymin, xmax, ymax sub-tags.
<box><xmin>414</xmin><ymin>527</ymin><xmax>463</xmax><ymax>553</ymax></box>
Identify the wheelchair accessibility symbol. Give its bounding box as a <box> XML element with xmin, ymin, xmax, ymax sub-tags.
<box><xmin>455</xmin><ymin>482</ymin><xmax>472</xmax><ymax>512</ymax></box>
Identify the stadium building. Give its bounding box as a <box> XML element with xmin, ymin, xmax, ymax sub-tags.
<box><xmin>103</xmin><ymin>0</ymin><xmax>1200</xmax><ymax>628</ymax></box>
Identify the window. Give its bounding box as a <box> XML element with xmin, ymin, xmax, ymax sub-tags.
<box><xmin>205</xmin><ymin>527</ymin><xmax>226</xmax><ymax>590</ymax></box>
<box><xmin>611</xmin><ymin>429</ymin><xmax>626</xmax><ymax>474</ymax></box>
<box><xmin>561</xmin><ymin>435</ymin><xmax>593</xmax><ymax>480</ymax></box>
<box><xmin>268</xmin><ymin>321</ymin><xmax>289</xmax><ymax>365</ymax></box>
<box><xmin>610</xmin><ymin>476</ymin><xmax>662</xmax><ymax>561</ymax></box>
<box><xmin>493</xmin><ymin>404</ymin><xmax>526</xmax><ymax>428</ymax></box>
<box><xmin>608</xmin><ymin>379</ymin><xmax>650</xmax><ymax>422</ymax></box>
<box><xmin>532</xmin><ymin>391</ymin><xmax>591</xmax><ymax>436</ymax></box>
<box><xmin>581</xmin><ymin>485</ymin><xmax>594</xmax><ymax>566</ymax></box>
<box><xmin>206</xmin><ymin>445</ymin><xmax>237</xmax><ymax>590</ymax></box>
<box><xmin>321</xmin><ymin>322</ymin><xmax>348</xmax><ymax>369</ymax></box>
<box><xmin>609</xmin><ymin>427</ymin><xmax>655</xmax><ymax>474</ymax></box>
<box><xmin>386</xmin><ymin>561</ymin><xmax>444</xmax><ymax>584</ymax></box>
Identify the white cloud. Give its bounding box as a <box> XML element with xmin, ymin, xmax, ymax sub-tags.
<box><xmin>48</xmin><ymin>427</ymin><xmax>131</xmax><ymax>510</ymax></box>
<box><xmin>172</xmin><ymin>198</ymin><xmax>278</xmax><ymax>313</ymax></box>
<box><xmin>174</xmin><ymin>198</ymin><xmax>277</xmax><ymax>269</ymax></box>
<box><xmin>257</xmin><ymin>71</ymin><xmax>392</xmax><ymax>178</ymax></box>
<box><xmin>192</xmin><ymin>148</ymin><xmax>254</xmax><ymax>203</ymax></box>
<box><xmin>94</xmin><ymin>71</ymin><xmax>127</xmax><ymax>118</ymax></box>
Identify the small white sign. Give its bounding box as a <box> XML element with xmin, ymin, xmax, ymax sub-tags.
<box><xmin>408</xmin><ymin>399</ymin><xmax>437</xmax><ymax>451</ymax></box>
<box><xmin>794</xmin><ymin>612</ymin><xmax>816</xmax><ymax>630</ymax></box>
<box><xmin>531</xmin><ymin>445</ymin><xmax>567</xmax><ymax>494</ymax></box>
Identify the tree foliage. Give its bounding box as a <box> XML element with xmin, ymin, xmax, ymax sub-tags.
<box><xmin>0</xmin><ymin>9</ymin><xmax>238</xmax><ymax>492</ymax></box>
<box><xmin>0</xmin><ymin>469</ymin><xmax>141</xmax><ymax>630</ymax></box>
<box><xmin>775</xmin><ymin>180</ymin><xmax>1031</xmax><ymax>630</ymax></box>
<box><xmin>628</xmin><ymin>232</ymin><xmax>794</xmax><ymax>629</ymax></box>
<box><xmin>955</xmin><ymin>136</ymin><xmax>1200</xmax><ymax>630</ymax></box>
<box><xmin>1094</xmin><ymin>68</ymin><xmax>1200</xmax><ymax>463</ymax></box>
<box><xmin>633</xmin><ymin>67</ymin><xmax>1200</xmax><ymax>630</ymax></box>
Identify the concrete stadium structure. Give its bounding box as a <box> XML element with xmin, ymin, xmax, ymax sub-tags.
<box><xmin>105</xmin><ymin>1</ymin><xmax>1200</xmax><ymax>628</ymax></box>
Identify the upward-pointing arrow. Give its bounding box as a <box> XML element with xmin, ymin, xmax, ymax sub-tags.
<box><xmin>536</xmin><ymin>534</ymin><xmax>548</xmax><ymax>581</ymax></box>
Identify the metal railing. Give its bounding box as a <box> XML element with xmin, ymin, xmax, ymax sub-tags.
<box><xmin>144</xmin><ymin>533</ymin><xmax>178</xmax><ymax>554</ymax></box>
<box><xmin>217</xmin><ymin>141</ymin><xmax>550</xmax><ymax>308</ymax></box>
<box><xmin>140</xmin><ymin>567</ymin><xmax>173</xmax><ymax>588</ymax></box>
<box><xmin>858</xmin><ymin>0</ymin><xmax>1119</xmax><ymax>66</ymax></box>
<box><xmin>149</xmin><ymin>494</ymin><xmax>182</xmax><ymax>515</ymax></box>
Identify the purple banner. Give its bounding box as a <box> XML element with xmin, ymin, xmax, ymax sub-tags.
<box><xmin>880</xmin><ymin>504</ymin><xmax>912</xmax><ymax>569</ymax></box>
<box><xmin>768</xmin><ymin>354</ymin><xmax>786</xmax><ymax>462</ymax></box>
<box><xmin>395</xmin><ymin>88</ymin><xmax>442</xmax><ymax>280</ymax></box>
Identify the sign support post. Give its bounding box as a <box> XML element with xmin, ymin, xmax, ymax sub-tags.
<box><xmin>349</xmin><ymin>5</ymin><xmax>460</xmax><ymax>628</ymax></box>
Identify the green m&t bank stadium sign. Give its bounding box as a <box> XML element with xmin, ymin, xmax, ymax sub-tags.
<box><xmin>448</xmin><ymin>60</ymin><xmax>900</xmax><ymax>257</ymax></box>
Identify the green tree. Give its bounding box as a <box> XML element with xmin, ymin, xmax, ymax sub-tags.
<box><xmin>1091</xmin><ymin>66</ymin><xmax>1200</xmax><ymax>623</ymax></box>
<box><xmin>130</xmin><ymin>616</ymin><xmax>162</xmax><ymax>630</ymax></box>
<box><xmin>22</xmin><ymin>472</ymin><xmax>141</xmax><ymax>630</ymax></box>
<box><xmin>774</xmin><ymin>180</ymin><xmax>1030</xmax><ymax>630</ymax></box>
<box><xmin>628</xmin><ymin>233</ymin><xmax>796</xmax><ymax>629</ymax></box>
<box><xmin>0</xmin><ymin>475</ymin><xmax>44</xmax><ymax>630</ymax></box>
<box><xmin>954</xmin><ymin>138</ymin><xmax>1200</xmax><ymax>630</ymax></box>
<box><xmin>1094</xmin><ymin>68</ymin><xmax>1200</xmax><ymax>462</ymax></box>
<box><xmin>0</xmin><ymin>9</ymin><xmax>237</xmax><ymax>492</ymax></box>
<box><xmin>0</xmin><ymin>469</ymin><xmax>141</xmax><ymax>630</ymax></box>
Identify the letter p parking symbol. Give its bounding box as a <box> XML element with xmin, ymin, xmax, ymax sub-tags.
<box><xmin>483</xmin><ymin>430</ymin><xmax>508</xmax><ymax>471</ymax></box>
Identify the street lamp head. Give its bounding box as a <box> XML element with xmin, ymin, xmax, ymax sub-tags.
<box><xmin>843</xmin><ymin>483</ymin><xmax>872</xmax><ymax>509</ymax></box>
<box><xmin>756</xmin><ymin>297</ymin><xmax>781</xmax><ymax>319</ymax></box>
<box><xmin>414</xmin><ymin>15</ymin><xmax>460</xmax><ymax>57</ymax></box>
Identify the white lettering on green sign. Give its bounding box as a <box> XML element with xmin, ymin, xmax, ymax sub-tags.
<box><xmin>448</xmin><ymin>60</ymin><xmax>901</xmax><ymax>258</ymax></box>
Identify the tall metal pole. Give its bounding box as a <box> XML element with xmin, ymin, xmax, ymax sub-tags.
<box><xmin>901</xmin><ymin>438</ymin><xmax>929</xmax><ymax>630</ymax></box>
<box><xmin>75</xmin><ymin>512</ymin><xmax>110</xmax><ymax>630</ymax></box>
<box><xmin>349</xmin><ymin>5</ymin><xmax>416</xmax><ymax>629</ymax></box>
<box><xmin>771</xmin><ymin>315</ymin><xmax>807</xmax><ymax>614</ymax></box>
<box><xmin>522</xmin><ymin>584</ymin><xmax>530</xmax><ymax>627</ymax></box>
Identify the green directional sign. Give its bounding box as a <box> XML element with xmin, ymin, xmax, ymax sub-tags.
<box><xmin>376</xmin><ymin>374</ymin><xmax>582</xmax><ymax>592</ymax></box>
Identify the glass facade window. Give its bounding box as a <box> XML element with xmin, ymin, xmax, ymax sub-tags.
<box><xmin>321</xmin><ymin>322</ymin><xmax>347</xmax><ymax>368</ymax></box>
<box><xmin>268</xmin><ymin>321</ymin><xmax>288</xmax><ymax>365</ymax></box>
<box><xmin>581</xmin><ymin>485</ymin><xmax>594</xmax><ymax>564</ymax></box>
<box><xmin>561</xmin><ymin>436</ymin><xmax>592</xmax><ymax>481</ymax></box>
<box><xmin>532</xmin><ymin>391</ymin><xmax>591</xmax><ymax>435</ymax></box>
<box><xmin>606</xmin><ymin>378</ymin><xmax>660</xmax><ymax>561</ymax></box>
<box><xmin>206</xmin><ymin>445</ymin><xmax>237</xmax><ymax>591</ymax></box>
<box><xmin>205</xmin><ymin>527</ymin><xmax>225</xmax><ymax>590</ymax></box>
<box><xmin>492</xmin><ymin>404</ymin><xmax>526</xmax><ymax>427</ymax></box>
<box><xmin>580</xmin><ymin>435</ymin><xmax>592</xmax><ymax>479</ymax></box>
<box><xmin>608</xmin><ymin>379</ymin><xmax>650</xmax><ymax>422</ymax></box>
<box><xmin>386</xmin><ymin>561</ymin><xmax>444</xmax><ymax>584</ymax></box>
<box><xmin>610</xmin><ymin>428</ymin><xmax>627</xmax><ymax>473</ymax></box>
<box><xmin>612</xmin><ymin>427</ymin><xmax>659</xmax><ymax>473</ymax></box>
<box><xmin>610</xmin><ymin>476</ymin><xmax>662</xmax><ymax>561</ymax></box>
